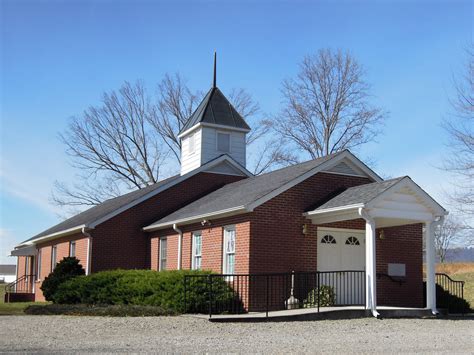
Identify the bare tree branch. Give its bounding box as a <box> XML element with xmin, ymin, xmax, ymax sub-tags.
<box><xmin>53</xmin><ymin>81</ymin><xmax>168</xmax><ymax>210</ymax></box>
<box><xmin>274</xmin><ymin>48</ymin><xmax>386</xmax><ymax>160</ymax></box>
<box><xmin>434</xmin><ymin>215</ymin><xmax>466</xmax><ymax>263</ymax></box>
<box><xmin>53</xmin><ymin>75</ymin><xmax>283</xmax><ymax>212</ymax></box>
<box><xmin>441</xmin><ymin>44</ymin><xmax>474</xmax><ymax>221</ymax></box>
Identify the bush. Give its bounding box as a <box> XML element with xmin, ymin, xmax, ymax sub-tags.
<box><xmin>53</xmin><ymin>269</ymin><xmax>240</xmax><ymax>313</ymax></box>
<box><xmin>24</xmin><ymin>304</ymin><xmax>175</xmax><ymax>317</ymax></box>
<box><xmin>40</xmin><ymin>257</ymin><xmax>85</xmax><ymax>301</ymax></box>
<box><xmin>303</xmin><ymin>285</ymin><xmax>336</xmax><ymax>307</ymax></box>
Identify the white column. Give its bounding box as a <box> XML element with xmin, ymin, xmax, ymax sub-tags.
<box><xmin>366</xmin><ymin>219</ymin><xmax>378</xmax><ymax>315</ymax></box>
<box><xmin>359</xmin><ymin>208</ymin><xmax>378</xmax><ymax>317</ymax></box>
<box><xmin>425</xmin><ymin>218</ymin><xmax>441</xmax><ymax>314</ymax></box>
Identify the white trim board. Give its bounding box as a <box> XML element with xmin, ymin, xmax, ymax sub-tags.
<box><xmin>178</xmin><ymin>122</ymin><xmax>250</xmax><ymax>139</ymax></box>
<box><xmin>317</xmin><ymin>227</ymin><xmax>365</xmax><ymax>234</ymax></box>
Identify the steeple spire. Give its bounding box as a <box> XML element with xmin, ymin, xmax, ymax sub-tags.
<box><xmin>213</xmin><ymin>51</ymin><xmax>217</xmax><ymax>88</ymax></box>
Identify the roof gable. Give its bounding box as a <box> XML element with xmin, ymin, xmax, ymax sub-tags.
<box><xmin>179</xmin><ymin>87</ymin><xmax>251</xmax><ymax>136</ymax></box>
<box><xmin>144</xmin><ymin>150</ymin><xmax>381</xmax><ymax>230</ymax></box>
<box><xmin>305</xmin><ymin>176</ymin><xmax>447</xmax><ymax>226</ymax></box>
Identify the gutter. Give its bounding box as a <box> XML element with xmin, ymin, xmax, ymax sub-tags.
<box><xmin>144</xmin><ymin>206</ymin><xmax>248</xmax><ymax>232</ymax></box>
<box><xmin>16</xmin><ymin>225</ymin><xmax>87</xmax><ymax>247</ymax></box>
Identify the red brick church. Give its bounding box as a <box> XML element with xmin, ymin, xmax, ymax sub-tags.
<box><xmin>10</xmin><ymin>71</ymin><xmax>447</xmax><ymax>316</ymax></box>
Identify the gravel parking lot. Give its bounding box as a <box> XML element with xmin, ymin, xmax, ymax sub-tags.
<box><xmin>0</xmin><ymin>315</ymin><xmax>473</xmax><ymax>353</ymax></box>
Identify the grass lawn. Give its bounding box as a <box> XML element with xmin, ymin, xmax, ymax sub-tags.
<box><xmin>435</xmin><ymin>262</ymin><xmax>474</xmax><ymax>310</ymax></box>
<box><xmin>0</xmin><ymin>284</ymin><xmax>48</xmax><ymax>316</ymax></box>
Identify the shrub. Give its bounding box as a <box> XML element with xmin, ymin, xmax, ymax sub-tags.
<box><xmin>303</xmin><ymin>285</ymin><xmax>336</xmax><ymax>307</ymax></box>
<box><xmin>53</xmin><ymin>269</ymin><xmax>241</xmax><ymax>313</ymax></box>
<box><xmin>40</xmin><ymin>257</ymin><xmax>85</xmax><ymax>301</ymax></box>
<box><xmin>24</xmin><ymin>304</ymin><xmax>175</xmax><ymax>317</ymax></box>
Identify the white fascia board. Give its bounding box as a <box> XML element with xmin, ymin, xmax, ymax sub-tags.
<box><xmin>143</xmin><ymin>206</ymin><xmax>248</xmax><ymax>232</ymax></box>
<box><xmin>16</xmin><ymin>224</ymin><xmax>86</xmax><ymax>247</ymax></box>
<box><xmin>366</xmin><ymin>177</ymin><xmax>447</xmax><ymax>216</ymax></box>
<box><xmin>304</xmin><ymin>203</ymin><xmax>365</xmax><ymax>216</ymax></box>
<box><xmin>178</xmin><ymin>122</ymin><xmax>250</xmax><ymax>139</ymax></box>
<box><xmin>177</xmin><ymin>124</ymin><xmax>201</xmax><ymax>139</ymax></box>
<box><xmin>246</xmin><ymin>150</ymin><xmax>356</xmax><ymax>211</ymax></box>
<box><xmin>89</xmin><ymin>156</ymin><xmax>252</xmax><ymax>229</ymax></box>
<box><xmin>367</xmin><ymin>208</ymin><xmax>434</xmax><ymax>222</ymax></box>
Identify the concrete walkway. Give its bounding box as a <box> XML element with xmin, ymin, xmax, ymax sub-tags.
<box><xmin>187</xmin><ymin>306</ymin><xmax>434</xmax><ymax>322</ymax></box>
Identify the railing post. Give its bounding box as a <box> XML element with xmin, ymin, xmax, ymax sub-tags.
<box><xmin>183</xmin><ymin>276</ymin><xmax>187</xmax><ymax>314</ymax></box>
<box><xmin>266</xmin><ymin>275</ymin><xmax>269</xmax><ymax>318</ymax></box>
<box><xmin>208</xmin><ymin>275</ymin><xmax>212</xmax><ymax>319</ymax></box>
<box><xmin>317</xmin><ymin>271</ymin><xmax>320</xmax><ymax>313</ymax></box>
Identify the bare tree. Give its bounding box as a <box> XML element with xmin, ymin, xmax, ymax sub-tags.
<box><xmin>52</xmin><ymin>81</ymin><xmax>168</xmax><ymax>210</ymax></box>
<box><xmin>274</xmin><ymin>48</ymin><xmax>385</xmax><ymax>160</ymax></box>
<box><xmin>442</xmin><ymin>45</ymin><xmax>474</xmax><ymax>221</ymax></box>
<box><xmin>434</xmin><ymin>215</ymin><xmax>465</xmax><ymax>263</ymax></box>
<box><xmin>53</xmin><ymin>75</ymin><xmax>284</xmax><ymax>211</ymax></box>
<box><xmin>149</xmin><ymin>73</ymin><xmax>203</xmax><ymax>163</ymax></box>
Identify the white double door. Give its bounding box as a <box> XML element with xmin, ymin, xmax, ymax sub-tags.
<box><xmin>317</xmin><ymin>228</ymin><xmax>365</xmax><ymax>305</ymax></box>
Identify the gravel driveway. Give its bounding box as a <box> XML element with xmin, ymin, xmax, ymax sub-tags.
<box><xmin>0</xmin><ymin>315</ymin><xmax>473</xmax><ymax>353</ymax></box>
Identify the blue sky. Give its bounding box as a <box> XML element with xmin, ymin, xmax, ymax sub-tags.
<box><xmin>0</xmin><ymin>0</ymin><xmax>472</xmax><ymax>263</ymax></box>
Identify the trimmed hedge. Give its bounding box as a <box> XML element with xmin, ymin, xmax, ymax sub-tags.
<box><xmin>53</xmin><ymin>269</ymin><xmax>239</xmax><ymax>313</ymax></box>
<box><xmin>24</xmin><ymin>304</ymin><xmax>175</xmax><ymax>317</ymax></box>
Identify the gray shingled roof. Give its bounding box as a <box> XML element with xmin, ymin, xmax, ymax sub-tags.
<box><xmin>314</xmin><ymin>177</ymin><xmax>406</xmax><ymax>211</ymax></box>
<box><xmin>179</xmin><ymin>87</ymin><xmax>251</xmax><ymax>134</ymax></box>
<box><xmin>20</xmin><ymin>175</ymin><xmax>180</xmax><ymax>244</ymax></box>
<box><xmin>147</xmin><ymin>152</ymin><xmax>343</xmax><ymax>228</ymax></box>
<box><xmin>0</xmin><ymin>265</ymin><xmax>16</xmax><ymax>275</ymax></box>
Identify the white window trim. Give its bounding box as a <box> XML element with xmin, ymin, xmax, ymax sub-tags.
<box><xmin>36</xmin><ymin>249</ymin><xmax>42</xmax><ymax>281</ymax></box>
<box><xmin>51</xmin><ymin>245</ymin><xmax>57</xmax><ymax>271</ymax></box>
<box><xmin>216</xmin><ymin>131</ymin><xmax>231</xmax><ymax>154</ymax></box>
<box><xmin>69</xmin><ymin>241</ymin><xmax>76</xmax><ymax>257</ymax></box>
<box><xmin>191</xmin><ymin>231</ymin><xmax>202</xmax><ymax>270</ymax></box>
<box><xmin>222</xmin><ymin>225</ymin><xmax>236</xmax><ymax>275</ymax></box>
<box><xmin>159</xmin><ymin>238</ymin><xmax>167</xmax><ymax>271</ymax></box>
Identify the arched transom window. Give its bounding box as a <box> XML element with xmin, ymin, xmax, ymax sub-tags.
<box><xmin>321</xmin><ymin>235</ymin><xmax>336</xmax><ymax>244</ymax></box>
<box><xmin>345</xmin><ymin>236</ymin><xmax>360</xmax><ymax>245</ymax></box>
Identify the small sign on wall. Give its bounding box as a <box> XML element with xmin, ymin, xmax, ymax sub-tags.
<box><xmin>388</xmin><ymin>263</ymin><xmax>406</xmax><ymax>277</ymax></box>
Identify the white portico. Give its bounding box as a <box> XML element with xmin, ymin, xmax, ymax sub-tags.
<box><xmin>304</xmin><ymin>176</ymin><xmax>447</xmax><ymax>317</ymax></box>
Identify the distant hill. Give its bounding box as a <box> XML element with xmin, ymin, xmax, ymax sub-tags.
<box><xmin>445</xmin><ymin>247</ymin><xmax>474</xmax><ymax>262</ymax></box>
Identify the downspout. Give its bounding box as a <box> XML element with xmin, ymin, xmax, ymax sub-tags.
<box><xmin>173</xmin><ymin>224</ymin><xmax>183</xmax><ymax>270</ymax></box>
<box><xmin>82</xmin><ymin>227</ymin><xmax>93</xmax><ymax>275</ymax></box>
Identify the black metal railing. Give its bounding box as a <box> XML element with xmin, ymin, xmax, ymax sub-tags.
<box><xmin>5</xmin><ymin>274</ymin><xmax>35</xmax><ymax>303</ymax></box>
<box><xmin>184</xmin><ymin>270</ymin><xmax>365</xmax><ymax>317</ymax></box>
<box><xmin>435</xmin><ymin>273</ymin><xmax>467</xmax><ymax>313</ymax></box>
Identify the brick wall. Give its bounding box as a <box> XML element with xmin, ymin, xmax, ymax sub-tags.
<box><xmin>34</xmin><ymin>233</ymin><xmax>89</xmax><ymax>302</ymax></box>
<box><xmin>91</xmin><ymin>172</ymin><xmax>243</xmax><ymax>272</ymax></box>
<box><xmin>250</xmin><ymin>173</ymin><xmax>372</xmax><ymax>274</ymax></box>
<box><xmin>150</xmin><ymin>213</ymin><xmax>252</xmax><ymax>274</ymax></box>
<box><xmin>149</xmin><ymin>170</ymin><xmax>424</xmax><ymax>308</ymax></box>
<box><xmin>375</xmin><ymin>223</ymin><xmax>423</xmax><ymax>307</ymax></box>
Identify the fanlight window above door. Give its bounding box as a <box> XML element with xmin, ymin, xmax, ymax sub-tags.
<box><xmin>321</xmin><ymin>235</ymin><xmax>336</xmax><ymax>244</ymax></box>
<box><xmin>345</xmin><ymin>236</ymin><xmax>360</xmax><ymax>245</ymax></box>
